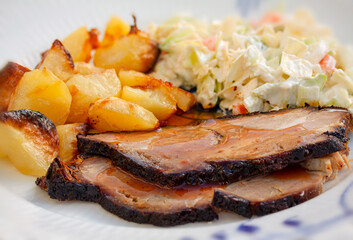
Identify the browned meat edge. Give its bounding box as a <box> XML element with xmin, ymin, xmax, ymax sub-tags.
<box><xmin>218</xmin><ymin>106</ymin><xmax>351</xmax><ymax>121</ymax></box>
<box><xmin>36</xmin><ymin>158</ymin><xmax>325</xmax><ymax>225</ymax></box>
<box><xmin>36</xmin><ymin>158</ymin><xmax>218</xmax><ymax>227</ymax></box>
<box><xmin>77</xmin><ymin>125</ymin><xmax>349</xmax><ymax>187</ymax></box>
<box><xmin>212</xmin><ymin>183</ymin><xmax>322</xmax><ymax>218</ymax></box>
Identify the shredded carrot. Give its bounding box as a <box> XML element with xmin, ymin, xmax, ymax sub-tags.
<box><xmin>258</xmin><ymin>12</ymin><xmax>282</xmax><ymax>26</ymax></box>
<box><xmin>232</xmin><ymin>104</ymin><xmax>248</xmax><ymax>115</ymax></box>
<box><xmin>202</xmin><ymin>35</ymin><xmax>217</xmax><ymax>51</ymax></box>
<box><xmin>320</xmin><ymin>54</ymin><xmax>336</xmax><ymax>75</ymax></box>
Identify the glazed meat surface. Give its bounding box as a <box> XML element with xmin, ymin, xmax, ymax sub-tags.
<box><xmin>37</xmin><ymin>155</ymin><xmax>324</xmax><ymax>225</ymax></box>
<box><xmin>37</xmin><ymin>155</ymin><xmax>217</xmax><ymax>226</ymax></box>
<box><xmin>78</xmin><ymin>107</ymin><xmax>352</xmax><ymax>187</ymax></box>
<box><xmin>213</xmin><ymin>167</ymin><xmax>323</xmax><ymax>217</ymax></box>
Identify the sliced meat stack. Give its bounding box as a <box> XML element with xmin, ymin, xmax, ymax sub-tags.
<box><xmin>36</xmin><ymin>155</ymin><xmax>218</xmax><ymax>226</ymax></box>
<box><xmin>37</xmin><ymin>155</ymin><xmax>325</xmax><ymax>226</ymax></box>
<box><xmin>37</xmin><ymin>107</ymin><xmax>353</xmax><ymax>226</ymax></box>
<box><xmin>212</xmin><ymin>167</ymin><xmax>324</xmax><ymax>218</ymax></box>
<box><xmin>78</xmin><ymin>107</ymin><xmax>352</xmax><ymax>187</ymax></box>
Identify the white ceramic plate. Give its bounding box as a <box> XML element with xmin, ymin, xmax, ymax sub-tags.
<box><xmin>1</xmin><ymin>0</ymin><xmax>353</xmax><ymax>239</ymax></box>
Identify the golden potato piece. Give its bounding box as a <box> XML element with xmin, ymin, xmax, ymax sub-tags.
<box><xmin>74</xmin><ymin>62</ymin><xmax>104</xmax><ymax>75</ymax></box>
<box><xmin>57</xmin><ymin>123</ymin><xmax>89</xmax><ymax>163</ymax></box>
<box><xmin>8</xmin><ymin>68</ymin><xmax>72</xmax><ymax>125</ymax></box>
<box><xmin>37</xmin><ymin>40</ymin><xmax>75</xmax><ymax>82</ymax></box>
<box><xmin>169</xmin><ymin>87</ymin><xmax>196</xmax><ymax>112</ymax></box>
<box><xmin>94</xmin><ymin>28</ymin><xmax>159</xmax><ymax>73</ymax></box>
<box><xmin>62</xmin><ymin>27</ymin><xmax>99</xmax><ymax>63</ymax></box>
<box><xmin>119</xmin><ymin>69</ymin><xmax>196</xmax><ymax>112</ymax></box>
<box><xmin>88</xmin><ymin>97</ymin><xmax>159</xmax><ymax>132</ymax></box>
<box><xmin>101</xmin><ymin>16</ymin><xmax>131</xmax><ymax>47</ymax></box>
<box><xmin>0</xmin><ymin>62</ymin><xmax>30</xmax><ymax>112</ymax></box>
<box><xmin>118</xmin><ymin>69</ymin><xmax>176</xmax><ymax>91</ymax></box>
<box><xmin>0</xmin><ymin>110</ymin><xmax>59</xmax><ymax>176</ymax></box>
<box><xmin>0</xmin><ymin>148</ymin><xmax>6</xmax><ymax>159</ymax></box>
<box><xmin>121</xmin><ymin>86</ymin><xmax>176</xmax><ymax>120</ymax></box>
<box><xmin>118</xmin><ymin>69</ymin><xmax>154</xmax><ymax>86</ymax></box>
<box><xmin>66</xmin><ymin>69</ymin><xmax>121</xmax><ymax>123</ymax></box>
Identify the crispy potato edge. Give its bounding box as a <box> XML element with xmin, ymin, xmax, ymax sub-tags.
<box><xmin>0</xmin><ymin>110</ymin><xmax>59</xmax><ymax>149</ymax></box>
<box><xmin>0</xmin><ymin>62</ymin><xmax>30</xmax><ymax>112</ymax></box>
<box><xmin>37</xmin><ymin>39</ymin><xmax>74</xmax><ymax>70</ymax></box>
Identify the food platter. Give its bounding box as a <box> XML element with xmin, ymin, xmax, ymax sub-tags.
<box><xmin>1</xmin><ymin>0</ymin><xmax>353</xmax><ymax>239</ymax></box>
<box><xmin>0</xmin><ymin>155</ymin><xmax>353</xmax><ymax>239</ymax></box>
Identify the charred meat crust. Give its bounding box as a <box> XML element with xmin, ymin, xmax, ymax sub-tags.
<box><xmin>35</xmin><ymin>158</ymin><xmax>101</xmax><ymax>202</ymax></box>
<box><xmin>212</xmin><ymin>183</ymin><xmax>323</xmax><ymax>218</ymax></box>
<box><xmin>100</xmin><ymin>197</ymin><xmax>217</xmax><ymax>227</ymax></box>
<box><xmin>71</xmin><ymin>123</ymin><xmax>90</xmax><ymax>159</ymax></box>
<box><xmin>77</xmin><ymin>131</ymin><xmax>348</xmax><ymax>187</ymax></box>
<box><xmin>78</xmin><ymin>107</ymin><xmax>352</xmax><ymax>187</ymax></box>
<box><xmin>37</xmin><ymin>158</ymin><xmax>218</xmax><ymax>226</ymax></box>
<box><xmin>37</xmin><ymin>157</ymin><xmax>325</xmax><ymax>224</ymax></box>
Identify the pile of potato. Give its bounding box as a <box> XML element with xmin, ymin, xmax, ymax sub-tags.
<box><xmin>0</xmin><ymin>16</ymin><xmax>196</xmax><ymax>176</ymax></box>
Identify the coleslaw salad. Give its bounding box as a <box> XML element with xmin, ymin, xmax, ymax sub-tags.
<box><xmin>148</xmin><ymin>9</ymin><xmax>353</xmax><ymax>114</ymax></box>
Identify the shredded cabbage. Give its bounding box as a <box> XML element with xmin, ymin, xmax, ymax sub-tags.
<box><xmin>148</xmin><ymin>10</ymin><xmax>353</xmax><ymax>113</ymax></box>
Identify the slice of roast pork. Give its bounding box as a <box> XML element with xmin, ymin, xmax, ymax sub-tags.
<box><xmin>78</xmin><ymin>107</ymin><xmax>352</xmax><ymax>187</ymax></box>
<box><xmin>37</xmin><ymin>155</ymin><xmax>326</xmax><ymax>225</ymax></box>
<box><xmin>301</xmin><ymin>151</ymin><xmax>351</xmax><ymax>180</ymax></box>
<box><xmin>212</xmin><ymin>167</ymin><xmax>324</xmax><ymax>218</ymax></box>
<box><xmin>36</xmin><ymin>155</ymin><xmax>218</xmax><ymax>226</ymax></box>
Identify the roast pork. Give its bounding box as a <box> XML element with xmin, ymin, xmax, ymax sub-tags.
<box><xmin>78</xmin><ymin>107</ymin><xmax>352</xmax><ymax>187</ymax></box>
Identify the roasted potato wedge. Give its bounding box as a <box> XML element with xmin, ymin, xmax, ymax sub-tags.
<box><xmin>74</xmin><ymin>62</ymin><xmax>104</xmax><ymax>75</ymax></box>
<box><xmin>37</xmin><ymin>40</ymin><xmax>75</xmax><ymax>82</ymax></box>
<box><xmin>101</xmin><ymin>16</ymin><xmax>131</xmax><ymax>47</ymax></box>
<box><xmin>0</xmin><ymin>148</ymin><xmax>6</xmax><ymax>159</ymax></box>
<box><xmin>66</xmin><ymin>69</ymin><xmax>121</xmax><ymax>123</ymax></box>
<box><xmin>94</xmin><ymin>26</ymin><xmax>159</xmax><ymax>73</ymax></box>
<box><xmin>0</xmin><ymin>62</ymin><xmax>30</xmax><ymax>112</ymax></box>
<box><xmin>169</xmin><ymin>87</ymin><xmax>197</xmax><ymax>112</ymax></box>
<box><xmin>121</xmin><ymin>86</ymin><xmax>177</xmax><ymax>120</ymax></box>
<box><xmin>119</xmin><ymin>69</ymin><xmax>196</xmax><ymax>112</ymax></box>
<box><xmin>88</xmin><ymin>97</ymin><xmax>159</xmax><ymax>132</ymax></box>
<box><xmin>118</xmin><ymin>69</ymin><xmax>156</xmax><ymax>86</ymax></box>
<box><xmin>57</xmin><ymin>123</ymin><xmax>89</xmax><ymax>163</ymax></box>
<box><xmin>0</xmin><ymin>110</ymin><xmax>59</xmax><ymax>176</ymax></box>
<box><xmin>8</xmin><ymin>68</ymin><xmax>72</xmax><ymax>125</ymax></box>
<box><xmin>62</xmin><ymin>27</ymin><xmax>99</xmax><ymax>63</ymax></box>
